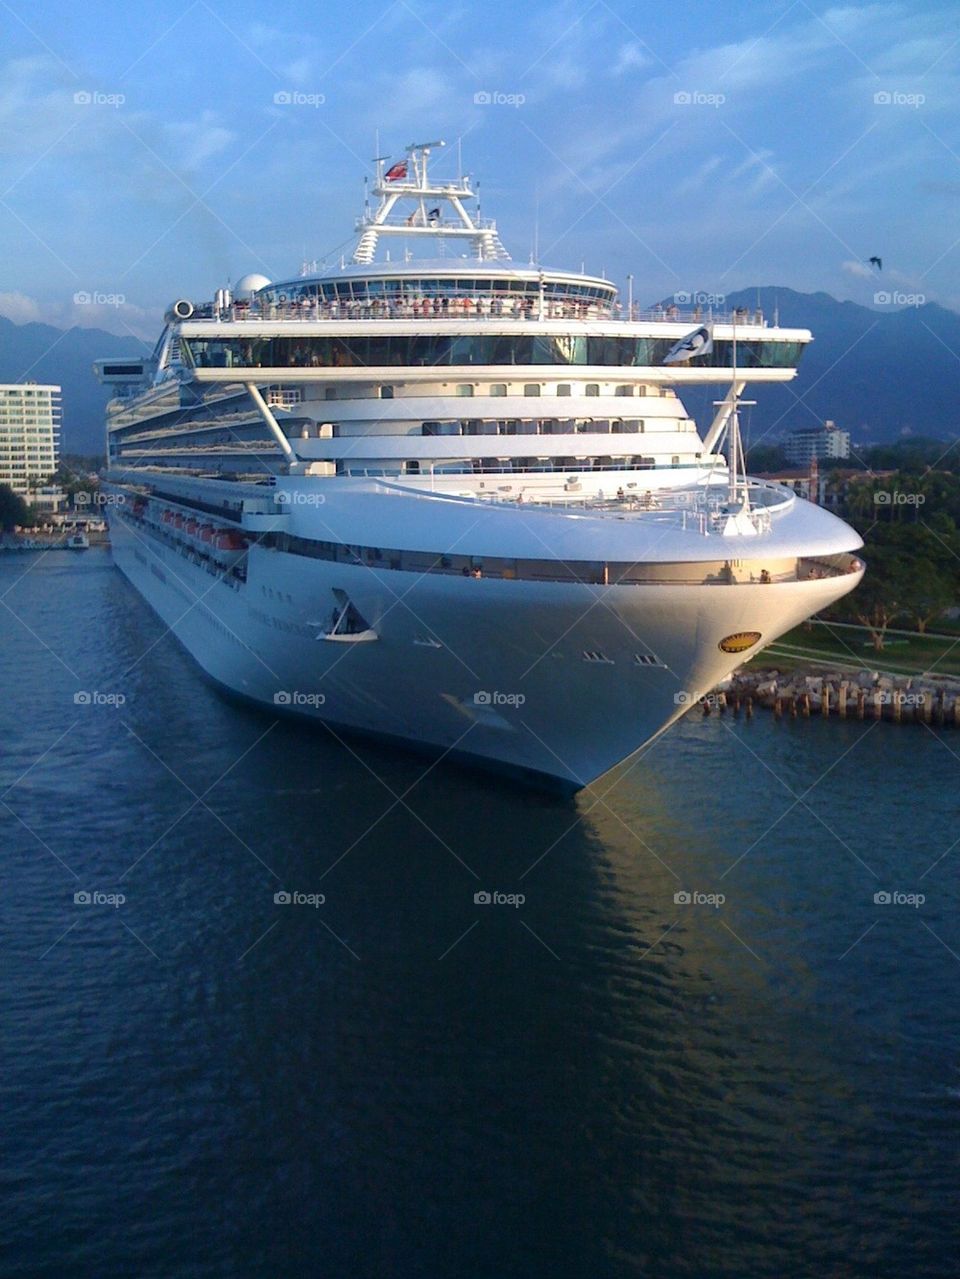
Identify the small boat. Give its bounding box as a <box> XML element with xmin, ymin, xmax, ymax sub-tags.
<box><xmin>66</xmin><ymin>533</ymin><xmax>90</xmax><ymax>550</ymax></box>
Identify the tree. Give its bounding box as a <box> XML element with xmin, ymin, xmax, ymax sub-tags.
<box><xmin>830</xmin><ymin>544</ymin><xmax>908</xmax><ymax>650</ymax></box>
<box><xmin>900</xmin><ymin>557</ymin><xmax>954</xmax><ymax>633</ymax></box>
<box><xmin>0</xmin><ymin>484</ymin><xmax>35</xmax><ymax>531</ymax></box>
<box><xmin>746</xmin><ymin>443</ymin><xmax>789</xmax><ymax>473</ymax></box>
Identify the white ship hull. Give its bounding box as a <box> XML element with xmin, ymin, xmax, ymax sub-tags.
<box><xmin>108</xmin><ymin>510</ymin><xmax>859</xmax><ymax>793</ymax></box>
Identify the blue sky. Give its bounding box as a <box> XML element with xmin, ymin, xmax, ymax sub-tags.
<box><xmin>0</xmin><ymin>0</ymin><xmax>958</xmax><ymax>339</ymax></box>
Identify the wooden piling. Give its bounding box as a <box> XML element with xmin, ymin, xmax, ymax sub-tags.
<box><xmin>821</xmin><ymin>680</ymin><xmax>830</xmax><ymax>717</ymax></box>
<box><xmin>838</xmin><ymin>683</ymin><xmax>848</xmax><ymax>719</ymax></box>
<box><xmin>746</xmin><ymin>697</ymin><xmax>753</xmax><ymax>719</ymax></box>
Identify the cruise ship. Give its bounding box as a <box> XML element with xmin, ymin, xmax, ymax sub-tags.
<box><xmin>97</xmin><ymin>139</ymin><xmax>863</xmax><ymax>793</ymax></box>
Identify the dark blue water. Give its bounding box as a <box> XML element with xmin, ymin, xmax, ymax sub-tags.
<box><xmin>2</xmin><ymin>549</ymin><xmax>959</xmax><ymax>1278</ymax></box>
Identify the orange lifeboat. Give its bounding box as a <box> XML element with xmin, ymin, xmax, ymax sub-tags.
<box><xmin>213</xmin><ymin>530</ymin><xmax>247</xmax><ymax>552</ymax></box>
<box><xmin>199</xmin><ymin>525</ymin><xmax>215</xmax><ymax>543</ymax></box>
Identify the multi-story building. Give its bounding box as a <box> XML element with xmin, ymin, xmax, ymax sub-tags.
<box><xmin>783</xmin><ymin>419</ymin><xmax>851</xmax><ymax>466</ymax></box>
<box><xmin>0</xmin><ymin>383</ymin><xmax>63</xmax><ymax>512</ymax></box>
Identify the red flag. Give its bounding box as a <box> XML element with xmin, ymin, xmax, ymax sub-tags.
<box><xmin>384</xmin><ymin>161</ymin><xmax>407</xmax><ymax>181</ymax></box>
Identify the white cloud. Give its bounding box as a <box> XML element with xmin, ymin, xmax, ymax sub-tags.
<box><xmin>0</xmin><ymin>291</ymin><xmax>159</xmax><ymax>339</ymax></box>
<box><xmin>0</xmin><ymin>291</ymin><xmax>44</xmax><ymax>324</ymax></box>
<box><xmin>613</xmin><ymin>43</ymin><xmax>651</xmax><ymax>76</ymax></box>
<box><xmin>842</xmin><ymin>259</ymin><xmax>875</xmax><ymax>278</ymax></box>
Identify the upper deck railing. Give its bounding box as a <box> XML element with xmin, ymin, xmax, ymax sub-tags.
<box><xmin>182</xmin><ymin>298</ymin><xmax>770</xmax><ymax>327</ymax></box>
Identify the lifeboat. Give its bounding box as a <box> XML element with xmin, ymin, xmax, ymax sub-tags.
<box><xmin>199</xmin><ymin>525</ymin><xmax>215</xmax><ymax>543</ymax></box>
<box><xmin>213</xmin><ymin>530</ymin><xmax>247</xmax><ymax>552</ymax></box>
<box><xmin>161</xmin><ymin>510</ymin><xmax>174</xmax><ymax>524</ymax></box>
<box><xmin>185</xmin><ymin>518</ymin><xmax>200</xmax><ymax>536</ymax></box>
<box><xmin>173</xmin><ymin>513</ymin><xmax>185</xmax><ymax>529</ymax></box>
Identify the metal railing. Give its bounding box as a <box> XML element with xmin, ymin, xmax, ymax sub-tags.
<box><xmin>183</xmin><ymin>300</ymin><xmax>769</xmax><ymax>327</ymax></box>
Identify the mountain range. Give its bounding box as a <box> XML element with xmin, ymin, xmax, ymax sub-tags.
<box><xmin>1</xmin><ymin>287</ymin><xmax>958</xmax><ymax>456</ymax></box>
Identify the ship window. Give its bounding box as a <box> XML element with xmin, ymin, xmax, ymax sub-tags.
<box><xmin>490</xmin><ymin>384</ymin><xmax>508</xmax><ymax>397</ymax></box>
<box><xmin>557</xmin><ymin>384</ymin><xmax>572</xmax><ymax>396</ymax></box>
<box><xmin>523</xmin><ymin>384</ymin><xmax>541</xmax><ymax>397</ymax></box>
<box><xmin>380</xmin><ymin>385</ymin><xmax>394</xmax><ymax>399</ymax></box>
<box><xmin>585</xmin><ymin>384</ymin><xmax>600</xmax><ymax>397</ymax></box>
<box><xmin>615</xmin><ymin>385</ymin><xmax>634</xmax><ymax>397</ymax></box>
<box><xmin>456</xmin><ymin>384</ymin><xmax>474</xmax><ymax>397</ymax></box>
<box><xmin>325</xmin><ymin>387</ymin><xmax>338</xmax><ymax>400</ymax></box>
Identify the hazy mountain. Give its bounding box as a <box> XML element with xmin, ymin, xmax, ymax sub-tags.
<box><xmin>0</xmin><ymin>317</ymin><xmax>150</xmax><ymax>457</ymax></box>
<box><xmin>1</xmin><ymin>288</ymin><xmax>959</xmax><ymax>457</ymax></box>
<box><xmin>681</xmin><ymin>287</ymin><xmax>960</xmax><ymax>447</ymax></box>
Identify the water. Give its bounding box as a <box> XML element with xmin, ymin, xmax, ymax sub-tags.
<box><xmin>2</xmin><ymin>549</ymin><xmax>958</xmax><ymax>1278</ymax></box>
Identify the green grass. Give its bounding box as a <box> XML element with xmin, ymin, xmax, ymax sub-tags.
<box><xmin>749</xmin><ymin>622</ymin><xmax>960</xmax><ymax>678</ymax></box>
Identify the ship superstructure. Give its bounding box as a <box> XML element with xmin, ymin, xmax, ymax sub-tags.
<box><xmin>96</xmin><ymin>139</ymin><xmax>863</xmax><ymax>791</ymax></box>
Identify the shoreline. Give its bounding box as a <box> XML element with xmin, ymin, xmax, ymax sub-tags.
<box><xmin>711</xmin><ymin>664</ymin><xmax>960</xmax><ymax>726</ymax></box>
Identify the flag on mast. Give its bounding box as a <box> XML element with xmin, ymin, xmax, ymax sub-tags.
<box><xmin>385</xmin><ymin>161</ymin><xmax>408</xmax><ymax>181</ymax></box>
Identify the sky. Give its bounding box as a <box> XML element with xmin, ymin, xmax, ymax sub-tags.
<box><xmin>0</xmin><ymin>0</ymin><xmax>958</xmax><ymax>341</ymax></box>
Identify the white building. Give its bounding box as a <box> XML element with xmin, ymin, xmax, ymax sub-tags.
<box><xmin>783</xmin><ymin>420</ymin><xmax>851</xmax><ymax>466</ymax></box>
<box><xmin>0</xmin><ymin>382</ymin><xmax>64</xmax><ymax>512</ymax></box>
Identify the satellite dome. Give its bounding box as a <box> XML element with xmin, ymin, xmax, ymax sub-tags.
<box><xmin>233</xmin><ymin>272</ymin><xmax>271</xmax><ymax>300</ymax></box>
